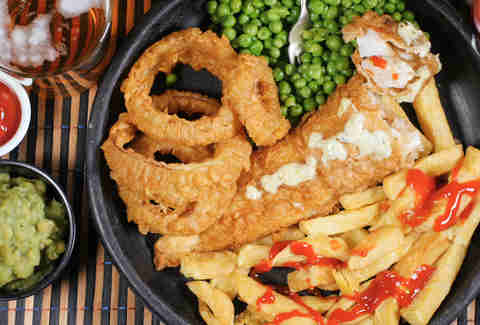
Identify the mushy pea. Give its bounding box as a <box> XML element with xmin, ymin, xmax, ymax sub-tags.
<box><xmin>0</xmin><ymin>173</ymin><xmax>67</xmax><ymax>290</ymax></box>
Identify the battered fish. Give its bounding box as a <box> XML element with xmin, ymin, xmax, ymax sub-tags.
<box><xmin>154</xmin><ymin>75</ymin><xmax>433</xmax><ymax>269</ymax></box>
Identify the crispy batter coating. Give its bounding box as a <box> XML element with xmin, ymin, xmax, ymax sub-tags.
<box><xmin>121</xmin><ymin>28</ymin><xmax>289</xmax><ymax>147</ymax></box>
<box><xmin>223</xmin><ymin>54</ymin><xmax>291</xmax><ymax>146</ymax></box>
<box><xmin>154</xmin><ymin>75</ymin><xmax>433</xmax><ymax>269</ymax></box>
<box><xmin>152</xmin><ymin>90</ymin><xmax>220</xmax><ymax>116</ymax></box>
<box><xmin>102</xmin><ymin>113</ymin><xmax>252</xmax><ymax>235</ymax></box>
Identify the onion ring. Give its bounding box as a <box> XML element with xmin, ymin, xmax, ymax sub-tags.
<box><xmin>223</xmin><ymin>54</ymin><xmax>291</xmax><ymax>146</ymax></box>
<box><xmin>101</xmin><ymin>113</ymin><xmax>252</xmax><ymax>235</ymax></box>
<box><xmin>121</xmin><ymin>28</ymin><xmax>289</xmax><ymax>146</ymax></box>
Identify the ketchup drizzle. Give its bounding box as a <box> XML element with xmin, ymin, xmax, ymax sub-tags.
<box><xmin>399</xmin><ymin>165</ymin><xmax>480</xmax><ymax>231</ymax></box>
<box><xmin>256</xmin><ymin>286</ymin><xmax>276</xmax><ymax>311</ymax></box>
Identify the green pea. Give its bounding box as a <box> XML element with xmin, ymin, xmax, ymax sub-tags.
<box><xmin>270</xmin><ymin>47</ymin><xmax>281</xmax><ymax>58</ymax></box>
<box><xmin>299</xmin><ymin>87</ymin><xmax>312</xmax><ymax>98</ymax></box>
<box><xmin>316</xmin><ymin>93</ymin><xmax>326</xmax><ymax>105</ymax></box>
<box><xmin>294</xmin><ymin>78</ymin><xmax>307</xmax><ymax>89</ymax></box>
<box><xmin>313</xmin><ymin>28</ymin><xmax>328</xmax><ymax>42</ymax></box>
<box><xmin>166</xmin><ymin>73</ymin><xmax>177</xmax><ymax>86</ymax></box>
<box><xmin>354</xmin><ymin>4</ymin><xmax>365</xmax><ymax>13</ymax></box>
<box><xmin>308</xmin><ymin>81</ymin><xmax>320</xmax><ymax>92</ymax></box>
<box><xmin>207</xmin><ymin>1</ymin><xmax>218</xmax><ymax>14</ymax></box>
<box><xmin>301</xmin><ymin>52</ymin><xmax>312</xmax><ymax>63</ymax></box>
<box><xmin>237</xmin><ymin>33</ymin><xmax>253</xmax><ymax>47</ymax></box>
<box><xmin>302</xmin><ymin>30</ymin><xmax>313</xmax><ymax>40</ymax></box>
<box><xmin>365</xmin><ymin>0</ymin><xmax>378</xmax><ymax>9</ymax></box>
<box><xmin>273</xmin><ymin>67</ymin><xmax>284</xmax><ymax>81</ymax></box>
<box><xmin>269</xmin><ymin>21</ymin><xmax>283</xmax><ymax>33</ymax></box>
<box><xmin>340</xmin><ymin>43</ymin><xmax>354</xmax><ymax>57</ymax></box>
<box><xmin>325</xmin><ymin>6</ymin><xmax>339</xmax><ymax>19</ymax></box>
<box><xmin>311</xmin><ymin>43</ymin><xmax>324</xmax><ymax>56</ymax></box>
<box><xmin>250</xmin><ymin>7</ymin><xmax>260</xmax><ymax>17</ymax></box>
<box><xmin>396</xmin><ymin>1</ymin><xmax>405</xmax><ymax>11</ymax></box>
<box><xmin>280</xmin><ymin>105</ymin><xmax>288</xmax><ymax>116</ymax></box>
<box><xmin>335</xmin><ymin>56</ymin><xmax>350</xmax><ymax>71</ymax></box>
<box><xmin>339</xmin><ymin>16</ymin><xmax>349</xmax><ymax>26</ymax></box>
<box><xmin>353</xmin><ymin>0</ymin><xmax>361</xmax><ymax>3</ymax></box>
<box><xmin>240</xmin><ymin>48</ymin><xmax>252</xmax><ymax>54</ymax></box>
<box><xmin>280</xmin><ymin>93</ymin><xmax>289</xmax><ymax>101</ymax></box>
<box><xmin>312</xmin><ymin>56</ymin><xmax>322</xmax><ymax>64</ymax></box>
<box><xmin>309</xmin><ymin>64</ymin><xmax>324</xmax><ymax>80</ymax></box>
<box><xmin>257</xmin><ymin>27</ymin><xmax>272</xmax><ymax>40</ymax></box>
<box><xmin>326</xmin><ymin>35</ymin><xmax>343</xmax><ymax>51</ymax></box>
<box><xmin>375</xmin><ymin>8</ymin><xmax>384</xmax><ymax>15</ymax></box>
<box><xmin>265</xmin><ymin>0</ymin><xmax>278</xmax><ymax>6</ymax></box>
<box><xmin>384</xmin><ymin>2</ymin><xmax>395</xmax><ymax>13</ymax></box>
<box><xmin>238</xmin><ymin>13</ymin><xmax>250</xmax><ymax>24</ymax></box>
<box><xmin>285</xmin><ymin>64</ymin><xmax>295</xmax><ymax>75</ymax></box>
<box><xmin>403</xmin><ymin>10</ymin><xmax>415</xmax><ymax>21</ymax></box>
<box><xmin>324</xmin><ymin>0</ymin><xmax>341</xmax><ymax>5</ymax></box>
<box><xmin>289</xmin><ymin>105</ymin><xmax>304</xmax><ymax>117</ymax></box>
<box><xmin>272</xmin><ymin>37</ymin><xmax>285</xmax><ymax>48</ymax></box>
<box><xmin>309</xmin><ymin>0</ymin><xmax>326</xmax><ymax>14</ymax></box>
<box><xmin>231</xmin><ymin>0</ymin><xmax>242</xmax><ymax>12</ymax></box>
<box><xmin>324</xmin><ymin>19</ymin><xmax>339</xmax><ymax>32</ymax></box>
<box><xmin>216</xmin><ymin>3</ymin><xmax>230</xmax><ymax>17</ymax></box>
<box><xmin>282</xmin><ymin>0</ymin><xmax>294</xmax><ymax>7</ymax></box>
<box><xmin>334</xmin><ymin>74</ymin><xmax>347</xmax><ymax>85</ymax></box>
<box><xmin>342</xmin><ymin>67</ymin><xmax>353</xmax><ymax>77</ymax></box>
<box><xmin>327</xmin><ymin>61</ymin><xmax>337</xmax><ymax>75</ymax></box>
<box><xmin>251</xmin><ymin>18</ymin><xmax>262</xmax><ymax>26</ymax></box>
<box><xmin>253</xmin><ymin>0</ymin><xmax>264</xmax><ymax>8</ymax></box>
<box><xmin>223</xmin><ymin>27</ymin><xmax>237</xmax><ymax>40</ymax></box>
<box><xmin>342</xmin><ymin>0</ymin><xmax>353</xmax><ymax>7</ymax></box>
<box><xmin>279</xmin><ymin>81</ymin><xmax>292</xmax><ymax>94</ymax></box>
<box><xmin>244</xmin><ymin>23</ymin><xmax>258</xmax><ymax>35</ymax></box>
<box><xmin>291</xmin><ymin>73</ymin><xmax>301</xmax><ymax>81</ymax></box>
<box><xmin>299</xmin><ymin>64</ymin><xmax>310</xmax><ymax>78</ymax></box>
<box><xmin>304</xmin><ymin>98</ymin><xmax>317</xmax><ymax>112</ymax></box>
<box><xmin>393</xmin><ymin>12</ymin><xmax>402</xmax><ymax>21</ymax></box>
<box><xmin>222</xmin><ymin>15</ymin><xmax>236</xmax><ymax>27</ymax></box>
<box><xmin>249</xmin><ymin>40</ymin><xmax>264</xmax><ymax>55</ymax></box>
<box><xmin>285</xmin><ymin>95</ymin><xmax>296</xmax><ymax>106</ymax></box>
<box><xmin>266</xmin><ymin>9</ymin><xmax>281</xmax><ymax>21</ymax></box>
<box><xmin>344</xmin><ymin>9</ymin><xmax>357</xmax><ymax>21</ymax></box>
<box><xmin>323</xmin><ymin>80</ymin><xmax>336</xmax><ymax>94</ymax></box>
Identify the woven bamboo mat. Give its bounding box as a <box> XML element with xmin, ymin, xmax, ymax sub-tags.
<box><xmin>0</xmin><ymin>0</ymin><xmax>477</xmax><ymax>324</ymax></box>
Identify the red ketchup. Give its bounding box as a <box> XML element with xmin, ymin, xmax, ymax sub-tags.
<box><xmin>399</xmin><ymin>165</ymin><xmax>480</xmax><ymax>231</ymax></box>
<box><xmin>254</xmin><ymin>241</ymin><xmax>344</xmax><ymax>273</ymax></box>
<box><xmin>329</xmin><ymin>265</ymin><xmax>435</xmax><ymax>323</ymax></box>
<box><xmin>256</xmin><ymin>286</ymin><xmax>275</xmax><ymax>311</ymax></box>
<box><xmin>0</xmin><ymin>82</ymin><xmax>21</xmax><ymax>146</ymax></box>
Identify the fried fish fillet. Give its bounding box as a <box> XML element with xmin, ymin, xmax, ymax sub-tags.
<box><xmin>343</xmin><ymin>11</ymin><xmax>441</xmax><ymax>103</ymax></box>
<box><xmin>154</xmin><ymin>75</ymin><xmax>433</xmax><ymax>269</ymax></box>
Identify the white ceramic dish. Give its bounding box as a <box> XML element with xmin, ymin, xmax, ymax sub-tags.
<box><xmin>0</xmin><ymin>71</ymin><xmax>31</xmax><ymax>157</ymax></box>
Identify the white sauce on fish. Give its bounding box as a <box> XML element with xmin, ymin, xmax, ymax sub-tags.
<box><xmin>246</xmin><ymin>185</ymin><xmax>262</xmax><ymax>200</ymax></box>
<box><xmin>397</xmin><ymin>22</ymin><xmax>430</xmax><ymax>58</ymax></box>
<box><xmin>357</xmin><ymin>29</ymin><xmax>395</xmax><ymax>58</ymax></box>
<box><xmin>309</xmin><ymin>113</ymin><xmax>392</xmax><ymax>166</ymax></box>
<box><xmin>260</xmin><ymin>157</ymin><xmax>317</xmax><ymax>194</ymax></box>
<box><xmin>362</xmin><ymin>56</ymin><xmax>415</xmax><ymax>89</ymax></box>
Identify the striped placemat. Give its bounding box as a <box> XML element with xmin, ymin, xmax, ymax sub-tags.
<box><xmin>0</xmin><ymin>0</ymin><xmax>477</xmax><ymax>324</ymax></box>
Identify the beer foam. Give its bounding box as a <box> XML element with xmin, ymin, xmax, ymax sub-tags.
<box><xmin>0</xmin><ymin>1</ymin><xmax>58</xmax><ymax>68</ymax></box>
<box><xmin>57</xmin><ymin>0</ymin><xmax>102</xmax><ymax>18</ymax></box>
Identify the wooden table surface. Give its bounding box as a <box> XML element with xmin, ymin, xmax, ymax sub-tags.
<box><xmin>0</xmin><ymin>0</ymin><xmax>477</xmax><ymax>324</ymax></box>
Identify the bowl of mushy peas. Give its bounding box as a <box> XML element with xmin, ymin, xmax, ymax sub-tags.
<box><xmin>0</xmin><ymin>160</ymin><xmax>75</xmax><ymax>300</ymax></box>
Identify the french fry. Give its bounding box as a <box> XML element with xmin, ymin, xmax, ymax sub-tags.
<box><xmin>394</xmin><ymin>232</ymin><xmax>451</xmax><ymax>277</ymax></box>
<box><xmin>413</xmin><ymin>78</ymin><xmax>456</xmax><ymax>152</ymax></box>
<box><xmin>371</xmin><ymin>189</ymin><xmax>415</xmax><ymax>231</ymax></box>
<box><xmin>348</xmin><ymin>226</ymin><xmax>404</xmax><ymax>270</ymax></box>
<box><xmin>237</xmin><ymin>244</ymin><xmax>270</xmax><ymax>269</ymax></box>
<box><xmin>187</xmin><ymin>281</ymin><xmax>235</xmax><ymax>325</ymax></box>
<box><xmin>339</xmin><ymin>228</ymin><xmax>369</xmax><ymax>249</ymax></box>
<box><xmin>273</xmin><ymin>235</ymin><xmax>349</xmax><ymax>267</ymax></box>
<box><xmin>326</xmin><ymin>297</ymin><xmax>356</xmax><ymax>318</ymax></box>
<box><xmin>339</xmin><ymin>228</ymin><xmax>370</xmax><ymax>249</ymax></box>
<box><xmin>287</xmin><ymin>265</ymin><xmax>337</xmax><ymax>292</ymax></box>
<box><xmin>455</xmin><ymin>146</ymin><xmax>480</xmax><ymax>183</ymax></box>
<box><xmin>236</xmin><ymin>274</ymin><xmax>317</xmax><ymax>324</ymax></box>
<box><xmin>272</xmin><ymin>226</ymin><xmax>306</xmax><ymax>242</ymax></box>
<box><xmin>298</xmin><ymin>296</ymin><xmax>337</xmax><ymax>313</ymax></box>
<box><xmin>374</xmin><ymin>298</ymin><xmax>399</xmax><ymax>325</ymax></box>
<box><xmin>332</xmin><ymin>267</ymin><xmax>360</xmax><ymax>296</ymax></box>
<box><xmin>383</xmin><ymin>144</ymin><xmax>463</xmax><ymax>200</ymax></box>
<box><xmin>300</xmin><ymin>204</ymin><xmax>379</xmax><ymax>237</ymax></box>
<box><xmin>455</xmin><ymin>197</ymin><xmax>480</xmax><ymax>246</ymax></box>
<box><xmin>339</xmin><ymin>187</ymin><xmax>386</xmax><ymax>210</ymax></box>
<box><xmin>400</xmin><ymin>243</ymin><xmax>467</xmax><ymax>325</ymax></box>
<box><xmin>180</xmin><ymin>251</ymin><xmax>236</xmax><ymax>280</ymax></box>
<box><xmin>210</xmin><ymin>268</ymin><xmax>249</xmax><ymax>300</ymax></box>
<box><xmin>234</xmin><ymin>310</ymin><xmax>262</xmax><ymax>325</ymax></box>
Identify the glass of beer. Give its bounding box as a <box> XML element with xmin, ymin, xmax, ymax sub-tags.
<box><xmin>0</xmin><ymin>0</ymin><xmax>112</xmax><ymax>96</ymax></box>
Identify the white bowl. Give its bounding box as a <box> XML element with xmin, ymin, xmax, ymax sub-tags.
<box><xmin>0</xmin><ymin>71</ymin><xmax>31</xmax><ymax>157</ymax></box>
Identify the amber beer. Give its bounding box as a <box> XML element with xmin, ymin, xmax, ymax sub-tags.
<box><xmin>4</xmin><ymin>0</ymin><xmax>109</xmax><ymax>77</ymax></box>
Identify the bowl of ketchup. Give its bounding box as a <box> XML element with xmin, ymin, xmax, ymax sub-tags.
<box><xmin>0</xmin><ymin>72</ymin><xmax>30</xmax><ymax>157</ymax></box>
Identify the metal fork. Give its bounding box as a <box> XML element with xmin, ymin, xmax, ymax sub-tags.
<box><xmin>288</xmin><ymin>0</ymin><xmax>310</xmax><ymax>65</ymax></box>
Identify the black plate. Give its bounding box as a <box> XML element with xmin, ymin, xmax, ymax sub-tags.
<box><xmin>86</xmin><ymin>1</ymin><xmax>480</xmax><ymax>324</ymax></box>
